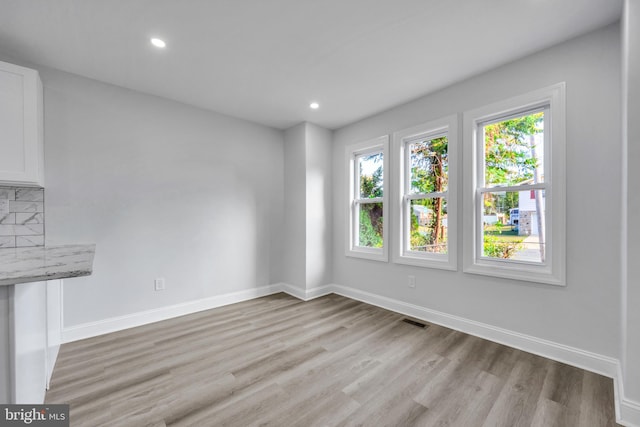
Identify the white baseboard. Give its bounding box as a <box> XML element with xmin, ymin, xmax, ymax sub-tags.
<box><xmin>62</xmin><ymin>282</ymin><xmax>330</xmax><ymax>343</ymax></box>
<box><xmin>329</xmin><ymin>283</ymin><xmax>640</xmax><ymax>426</ymax></box>
<box><xmin>279</xmin><ymin>282</ymin><xmax>333</xmax><ymax>301</ymax></box>
<box><xmin>329</xmin><ymin>284</ymin><xmax>619</xmax><ymax>379</ymax></box>
<box><xmin>620</xmin><ymin>399</ymin><xmax>640</xmax><ymax>427</ymax></box>
<box><xmin>616</xmin><ymin>365</ymin><xmax>640</xmax><ymax>427</ymax></box>
<box><xmin>61</xmin><ymin>284</ymin><xmax>282</xmax><ymax>343</ymax></box>
<box><xmin>45</xmin><ymin>344</ymin><xmax>59</xmax><ymax>390</ymax></box>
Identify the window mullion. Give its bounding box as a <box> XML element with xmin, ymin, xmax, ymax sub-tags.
<box><xmin>393</xmin><ymin>114</ymin><xmax>457</xmax><ymax>270</ymax></box>
<box><xmin>463</xmin><ymin>83</ymin><xmax>565</xmax><ymax>285</ymax></box>
<box><xmin>355</xmin><ymin>197</ymin><xmax>384</xmax><ymax>204</ymax></box>
<box><xmin>405</xmin><ymin>192</ymin><xmax>447</xmax><ymax>201</ymax></box>
<box><xmin>474</xmin><ymin>105</ymin><xmax>550</xmax><ymax>267</ymax></box>
<box><xmin>477</xmin><ymin>183</ymin><xmax>546</xmax><ymax>194</ymax></box>
<box><xmin>401</xmin><ymin>134</ymin><xmax>449</xmax><ymax>258</ymax></box>
<box><xmin>346</xmin><ymin>135</ymin><xmax>389</xmax><ymax>262</ymax></box>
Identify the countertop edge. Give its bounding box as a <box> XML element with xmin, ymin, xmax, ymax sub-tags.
<box><xmin>0</xmin><ymin>244</ymin><xmax>96</xmax><ymax>286</ymax></box>
<box><xmin>0</xmin><ymin>269</ymin><xmax>92</xmax><ymax>286</ymax></box>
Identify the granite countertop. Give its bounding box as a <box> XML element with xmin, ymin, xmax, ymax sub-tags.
<box><xmin>0</xmin><ymin>244</ymin><xmax>96</xmax><ymax>286</ymax></box>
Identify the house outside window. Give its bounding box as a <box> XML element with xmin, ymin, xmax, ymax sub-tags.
<box><xmin>463</xmin><ymin>84</ymin><xmax>566</xmax><ymax>285</ymax></box>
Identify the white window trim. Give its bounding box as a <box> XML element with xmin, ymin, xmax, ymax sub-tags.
<box><xmin>392</xmin><ymin>114</ymin><xmax>458</xmax><ymax>270</ymax></box>
<box><xmin>463</xmin><ymin>83</ymin><xmax>566</xmax><ymax>286</ymax></box>
<box><xmin>345</xmin><ymin>135</ymin><xmax>389</xmax><ymax>262</ymax></box>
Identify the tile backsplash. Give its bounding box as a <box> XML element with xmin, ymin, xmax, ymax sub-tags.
<box><xmin>0</xmin><ymin>186</ymin><xmax>44</xmax><ymax>248</ymax></box>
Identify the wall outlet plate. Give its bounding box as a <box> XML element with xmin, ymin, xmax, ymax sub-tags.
<box><xmin>408</xmin><ymin>275</ymin><xmax>416</xmax><ymax>288</ymax></box>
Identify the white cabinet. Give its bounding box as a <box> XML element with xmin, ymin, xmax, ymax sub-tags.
<box><xmin>0</xmin><ymin>61</ymin><xmax>44</xmax><ymax>187</ymax></box>
<box><xmin>10</xmin><ymin>280</ymin><xmax>48</xmax><ymax>403</ymax></box>
<box><xmin>45</xmin><ymin>279</ymin><xmax>62</xmax><ymax>388</ymax></box>
<box><xmin>0</xmin><ymin>280</ymin><xmax>62</xmax><ymax>404</ymax></box>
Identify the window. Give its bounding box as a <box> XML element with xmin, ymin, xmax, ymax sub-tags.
<box><xmin>393</xmin><ymin>115</ymin><xmax>458</xmax><ymax>269</ymax></box>
<box><xmin>463</xmin><ymin>83</ymin><xmax>566</xmax><ymax>285</ymax></box>
<box><xmin>346</xmin><ymin>136</ymin><xmax>389</xmax><ymax>261</ymax></box>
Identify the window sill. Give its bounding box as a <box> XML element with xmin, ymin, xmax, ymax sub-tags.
<box><xmin>394</xmin><ymin>254</ymin><xmax>456</xmax><ymax>271</ymax></box>
<box><xmin>463</xmin><ymin>261</ymin><xmax>564</xmax><ymax>286</ymax></box>
<box><xmin>346</xmin><ymin>248</ymin><xmax>388</xmax><ymax>262</ymax></box>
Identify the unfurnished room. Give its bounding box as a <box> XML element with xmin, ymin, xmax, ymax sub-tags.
<box><xmin>0</xmin><ymin>0</ymin><xmax>639</xmax><ymax>426</ymax></box>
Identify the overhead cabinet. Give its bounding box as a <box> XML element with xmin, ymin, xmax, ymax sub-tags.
<box><xmin>0</xmin><ymin>60</ymin><xmax>44</xmax><ymax>187</ymax></box>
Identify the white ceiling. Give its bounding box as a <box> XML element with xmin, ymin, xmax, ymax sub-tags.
<box><xmin>0</xmin><ymin>0</ymin><xmax>623</xmax><ymax>130</ymax></box>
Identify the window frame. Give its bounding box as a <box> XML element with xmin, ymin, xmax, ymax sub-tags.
<box><xmin>463</xmin><ymin>83</ymin><xmax>566</xmax><ymax>285</ymax></box>
<box><xmin>345</xmin><ymin>135</ymin><xmax>389</xmax><ymax>262</ymax></box>
<box><xmin>392</xmin><ymin>115</ymin><xmax>458</xmax><ymax>270</ymax></box>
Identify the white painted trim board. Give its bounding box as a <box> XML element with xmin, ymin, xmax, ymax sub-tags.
<box><xmin>616</xmin><ymin>364</ymin><xmax>640</xmax><ymax>427</ymax></box>
<box><xmin>330</xmin><ymin>284</ymin><xmax>617</xmax><ymax>378</ymax></box>
<box><xmin>61</xmin><ymin>284</ymin><xmax>282</xmax><ymax>343</ymax></box>
<box><xmin>279</xmin><ymin>282</ymin><xmax>333</xmax><ymax>301</ymax></box>
<box><xmin>328</xmin><ymin>283</ymin><xmax>637</xmax><ymax>427</ymax></box>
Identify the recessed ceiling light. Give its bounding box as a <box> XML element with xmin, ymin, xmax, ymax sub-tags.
<box><xmin>310</xmin><ymin>102</ymin><xmax>320</xmax><ymax>110</ymax></box>
<box><xmin>150</xmin><ymin>38</ymin><xmax>166</xmax><ymax>48</ymax></box>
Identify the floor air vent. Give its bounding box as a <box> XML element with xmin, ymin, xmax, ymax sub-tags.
<box><xmin>402</xmin><ymin>318</ymin><xmax>428</xmax><ymax>328</ymax></box>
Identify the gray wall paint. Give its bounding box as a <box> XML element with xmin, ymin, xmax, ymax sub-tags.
<box><xmin>332</xmin><ymin>24</ymin><xmax>622</xmax><ymax>358</ymax></box>
<box><xmin>283</xmin><ymin>124</ymin><xmax>307</xmax><ymax>289</ymax></box>
<box><xmin>305</xmin><ymin>123</ymin><xmax>333</xmax><ymax>289</ymax></box>
<box><xmin>282</xmin><ymin>122</ymin><xmax>333</xmax><ymax>291</ymax></box>
<box><xmin>622</xmin><ymin>0</ymin><xmax>640</xmax><ymax>403</ymax></box>
<box><xmin>41</xmin><ymin>68</ymin><xmax>284</xmax><ymax>327</ymax></box>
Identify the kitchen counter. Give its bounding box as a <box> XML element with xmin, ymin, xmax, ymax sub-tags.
<box><xmin>0</xmin><ymin>244</ymin><xmax>95</xmax><ymax>404</ymax></box>
<box><xmin>0</xmin><ymin>244</ymin><xmax>96</xmax><ymax>286</ymax></box>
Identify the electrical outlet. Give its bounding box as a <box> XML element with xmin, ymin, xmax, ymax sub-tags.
<box><xmin>408</xmin><ymin>275</ymin><xmax>416</xmax><ymax>288</ymax></box>
<box><xmin>154</xmin><ymin>278</ymin><xmax>166</xmax><ymax>291</ymax></box>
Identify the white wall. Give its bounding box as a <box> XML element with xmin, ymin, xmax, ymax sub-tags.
<box><xmin>40</xmin><ymin>68</ymin><xmax>284</xmax><ymax>327</ymax></box>
<box><xmin>283</xmin><ymin>124</ymin><xmax>307</xmax><ymax>289</ymax></box>
<box><xmin>332</xmin><ymin>24</ymin><xmax>622</xmax><ymax>359</ymax></box>
<box><xmin>305</xmin><ymin>123</ymin><xmax>333</xmax><ymax>289</ymax></box>
<box><xmin>622</xmin><ymin>0</ymin><xmax>640</xmax><ymax>414</ymax></box>
<box><xmin>282</xmin><ymin>122</ymin><xmax>333</xmax><ymax>292</ymax></box>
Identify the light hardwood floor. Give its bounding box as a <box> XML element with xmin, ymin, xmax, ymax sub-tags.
<box><xmin>45</xmin><ymin>293</ymin><xmax>621</xmax><ymax>426</ymax></box>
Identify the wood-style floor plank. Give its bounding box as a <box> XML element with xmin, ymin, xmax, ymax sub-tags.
<box><xmin>45</xmin><ymin>293</ymin><xmax>621</xmax><ymax>426</ymax></box>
